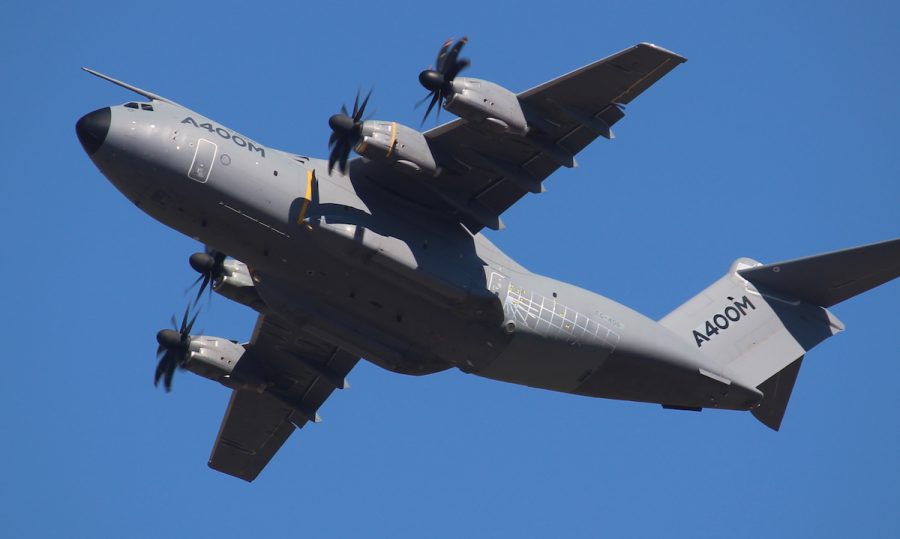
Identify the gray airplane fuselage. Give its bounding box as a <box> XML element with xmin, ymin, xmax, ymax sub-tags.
<box><xmin>80</xmin><ymin>100</ymin><xmax>763</xmax><ymax>412</ymax></box>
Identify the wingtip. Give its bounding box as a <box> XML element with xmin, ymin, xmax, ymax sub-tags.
<box><xmin>637</xmin><ymin>42</ymin><xmax>688</xmax><ymax>63</ymax></box>
<box><xmin>81</xmin><ymin>66</ymin><xmax>108</xmax><ymax>78</ymax></box>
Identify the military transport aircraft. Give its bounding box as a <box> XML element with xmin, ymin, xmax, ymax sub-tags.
<box><xmin>76</xmin><ymin>40</ymin><xmax>900</xmax><ymax>482</ymax></box>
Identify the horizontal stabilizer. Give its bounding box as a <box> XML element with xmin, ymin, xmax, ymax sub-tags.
<box><xmin>738</xmin><ymin>238</ymin><xmax>900</xmax><ymax>307</ymax></box>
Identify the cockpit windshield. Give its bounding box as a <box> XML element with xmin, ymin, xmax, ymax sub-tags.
<box><xmin>123</xmin><ymin>102</ymin><xmax>154</xmax><ymax>111</ymax></box>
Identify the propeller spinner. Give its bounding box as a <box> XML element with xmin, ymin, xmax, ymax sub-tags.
<box><xmin>327</xmin><ymin>89</ymin><xmax>372</xmax><ymax>174</ymax></box>
<box><xmin>154</xmin><ymin>304</ymin><xmax>199</xmax><ymax>392</ymax></box>
<box><xmin>418</xmin><ymin>37</ymin><xmax>470</xmax><ymax>124</ymax></box>
<box><xmin>187</xmin><ymin>248</ymin><xmax>226</xmax><ymax>304</ymax></box>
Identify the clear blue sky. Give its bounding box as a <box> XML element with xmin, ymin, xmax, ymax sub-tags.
<box><xmin>3</xmin><ymin>1</ymin><xmax>898</xmax><ymax>537</ymax></box>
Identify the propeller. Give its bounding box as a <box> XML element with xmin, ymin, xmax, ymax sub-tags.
<box><xmin>154</xmin><ymin>304</ymin><xmax>200</xmax><ymax>392</ymax></box>
<box><xmin>418</xmin><ymin>37</ymin><xmax>470</xmax><ymax>124</ymax></box>
<box><xmin>327</xmin><ymin>89</ymin><xmax>372</xmax><ymax>174</ymax></box>
<box><xmin>187</xmin><ymin>248</ymin><xmax>226</xmax><ymax>304</ymax></box>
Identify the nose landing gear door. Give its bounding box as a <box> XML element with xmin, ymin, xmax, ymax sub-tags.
<box><xmin>188</xmin><ymin>138</ymin><xmax>218</xmax><ymax>183</ymax></box>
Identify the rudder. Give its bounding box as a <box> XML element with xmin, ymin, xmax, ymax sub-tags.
<box><xmin>751</xmin><ymin>356</ymin><xmax>804</xmax><ymax>431</ymax></box>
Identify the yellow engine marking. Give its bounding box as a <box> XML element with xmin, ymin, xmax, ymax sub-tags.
<box><xmin>297</xmin><ymin>169</ymin><xmax>314</xmax><ymax>224</ymax></box>
<box><xmin>386</xmin><ymin>121</ymin><xmax>397</xmax><ymax>158</ymax></box>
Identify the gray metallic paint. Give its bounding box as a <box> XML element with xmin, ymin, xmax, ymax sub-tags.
<box><xmin>83</xmin><ymin>97</ymin><xmax>758</xmax><ymax>411</ymax></box>
<box><xmin>76</xmin><ymin>43</ymin><xmax>899</xmax><ymax>479</ymax></box>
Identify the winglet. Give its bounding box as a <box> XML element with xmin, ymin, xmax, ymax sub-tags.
<box><xmin>81</xmin><ymin>67</ymin><xmax>183</xmax><ymax>107</ymax></box>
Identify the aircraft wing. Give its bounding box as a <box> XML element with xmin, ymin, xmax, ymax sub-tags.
<box><xmin>359</xmin><ymin>43</ymin><xmax>685</xmax><ymax>232</ymax></box>
<box><xmin>208</xmin><ymin>314</ymin><xmax>359</xmax><ymax>482</ymax></box>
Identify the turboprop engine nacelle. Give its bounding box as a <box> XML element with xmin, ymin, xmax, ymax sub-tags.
<box><xmin>183</xmin><ymin>336</ymin><xmax>266</xmax><ymax>391</ymax></box>
<box><xmin>214</xmin><ymin>258</ymin><xmax>267</xmax><ymax>313</ymax></box>
<box><xmin>355</xmin><ymin>121</ymin><xmax>439</xmax><ymax>176</ymax></box>
<box><xmin>445</xmin><ymin>78</ymin><xmax>528</xmax><ymax>135</ymax></box>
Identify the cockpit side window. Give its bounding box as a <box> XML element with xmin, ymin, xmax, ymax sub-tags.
<box><xmin>141</xmin><ymin>103</ymin><xmax>154</xmax><ymax>111</ymax></box>
<box><xmin>124</xmin><ymin>102</ymin><xmax>139</xmax><ymax>109</ymax></box>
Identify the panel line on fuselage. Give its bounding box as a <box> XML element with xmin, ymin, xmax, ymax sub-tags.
<box><xmin>489</xmin><ymin>271</ymin><xmax>620</xmax><ymax>351</ymax></box>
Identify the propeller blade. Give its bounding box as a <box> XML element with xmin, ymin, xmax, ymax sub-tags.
<box><xmin>445</xmin><ymin>57</ymin><xmax>470</xmax><ymax>82</ymax></box>
<box><xmin>328</xmin><ymin>150</ymin><xmax>338</xmax><ymax>174</ymax></box>
<box><xmin>422</xmin><ymin>92</ymin><xmax>440</xmax><ymax>124</ymax></box>
<box><xmin>201</xmin><ymin>275</ymin><xmax>214</xmax><ymax>305</ymax></box>
<box><xmin>443</xmin><ymin>37</ymin><xmax>468</xmax><ymax>73</ymax></box>
<box><xmin>415</xmin><ymin>91</ymin><xmax>435</xmax><ymax>109</ymax></box>
<box><xmin>355</xmin><ymin>89</ymin><xmax>372</xmax><ymax>122</ymax></box>
<box><xmin>184</xmin><ymin>308</ymin><xmax>200</xmax><ymax>336</ymax></box>
<box><xmin>154</xmin><ymin>353</ymin><xmax>168</xmax><ymax>387</ymax></box>
<box><xmin>163</xmin><ymin>357</ymin><xmax>177</xmax><ymax>391</ymax></box>
<box><xmin>436</xmin><ymin>39</ymin><xmax>453</xmax><ymax>72</ymax></box>
<box><xmin>189</xmin><ymin>275</ymin><xmax>209</xmax><ymax>305</ymax></box>
<box><xmin>339</xmin><ymin>149</ymin><xmax>350</xmax><ymax>174</ymax></box>
<box><xmin>329</xmin><ymin>139</ymin><xmax>348</xmax><ymax>174</ymax></box>
<box><xmin>179</xmin><ymin>304</ymin><xmax>190</xmax><ymax>333</ymax></box>
<box><xmin>185</xmin><ymin>273</ymin><xmax>204</xmax><ymax>295</ymax></box>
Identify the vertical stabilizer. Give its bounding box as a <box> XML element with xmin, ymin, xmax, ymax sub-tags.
<box><xmin>660</xmin><ymin>238</ymin><xmax>899</xmax><ymax>430</ymax></box>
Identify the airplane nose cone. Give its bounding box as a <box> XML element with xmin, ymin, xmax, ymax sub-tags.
<box><xmin>76</xmin><ymin>107</ymin><xmax>110</xmax><ymax>156</ymax></box>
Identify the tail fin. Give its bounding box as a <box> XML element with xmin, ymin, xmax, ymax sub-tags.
<box><xmin>659</xmin><ymin>238</ymin><xmax>900</xmax><ymax>430</ymax></box>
